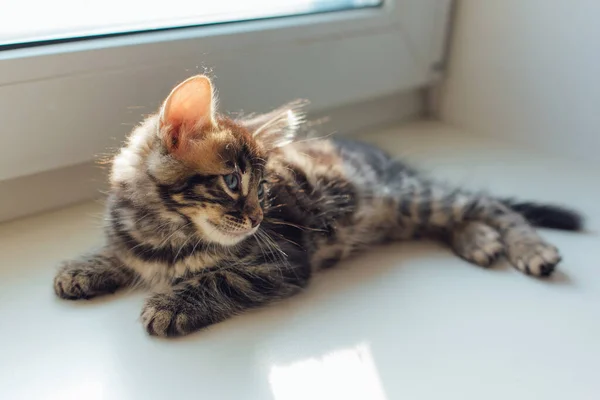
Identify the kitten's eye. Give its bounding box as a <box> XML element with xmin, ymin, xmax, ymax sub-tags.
<box><xmin>257</xmin><ymin>182</ymin><xmax>265</xmax><ymax>198</ymax></box>
<box><xmin>223</xmin><ymin>174</ymin><xmax>239</xmax><ymax>191</ymax></box>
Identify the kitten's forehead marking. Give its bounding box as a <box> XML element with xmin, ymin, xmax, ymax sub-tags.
<box><xmin>241</xmin><ymin>171</ymin><xmax>251</xmax><ymax>196</ymax></box>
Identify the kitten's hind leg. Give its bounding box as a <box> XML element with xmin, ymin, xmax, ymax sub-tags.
<box><xmin>449</xmin><ymin>221</ymin><xmax>504</xmax><ymax>267</ymax></box>
<box><xmin>54</xmin><ymin>249</ymin><xmax>137</xmax><ymax>300</ymax></box>
<box><xmin>449</xmin><ymin>197</ymin><xmax>561</xmax><ymax>277</ymax></box>
<box><xmin>501</xmin><ymin>228</ymin><xmax>561</xmax><ymax>277</ymax></box>
<box><xmin>396</xmin><ymin>180</ymin><xmax>563</xmax><ymax>277</ymax></box>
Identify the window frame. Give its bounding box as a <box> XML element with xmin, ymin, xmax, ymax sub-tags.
<box><xmin>0</xmin><ymin>0</ymin><xmax>452</xmax><ymax>181</ymax></box>
<box><xmin>1</xmin><ymin>3</ymin><xmax>396</xmax><ymax>84</ymax></box>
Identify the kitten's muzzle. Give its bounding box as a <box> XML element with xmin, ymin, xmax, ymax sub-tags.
<box><xmin>248</xmin><ymin>212</ymin><xmax>263</xmax><ymax>228</ymax></box>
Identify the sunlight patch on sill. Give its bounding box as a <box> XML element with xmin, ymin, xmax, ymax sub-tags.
<box><xmin>268</xmin><ymin>343</ymin><xmax>387</xmax><ymax>400</ymax></box>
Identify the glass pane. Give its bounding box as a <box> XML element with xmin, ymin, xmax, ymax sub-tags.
<box><xmin>0</xmin><ymin>0</ymin><xmax>383</xmax><ymax>47</ymax></box>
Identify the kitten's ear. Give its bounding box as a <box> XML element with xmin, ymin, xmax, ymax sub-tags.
<box><xmin>159</xmin><ymin>75</ymin><xmax>216</xmax><ymax>155</ymax></box>
<box><xmin>241</xmin><ymin>100</ymin><xmax>308</xmax><ymax>150</ymax></box>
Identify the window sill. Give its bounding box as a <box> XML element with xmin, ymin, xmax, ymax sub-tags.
<box><xmin>1</xmin><ymin>119</ymin><xmax>597</xmax><ymax>400</ymax></box>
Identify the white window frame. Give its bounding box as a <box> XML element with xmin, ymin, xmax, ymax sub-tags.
<box><xmin>0</xmin><ymin>0</ymin><xmax>451</xmax><ymax>181</ymax></box>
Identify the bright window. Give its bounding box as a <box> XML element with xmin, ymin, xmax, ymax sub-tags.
<box><xmin>0</xmin><ymin>0</ymin><xmax>382</xmax><ymax>47</ymax></box>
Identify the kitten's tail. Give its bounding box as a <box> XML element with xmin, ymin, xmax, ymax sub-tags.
<box><xmin>502</xmin><ymin>199</ymin><xmax>584</xmax><ymax>231</ymax></box>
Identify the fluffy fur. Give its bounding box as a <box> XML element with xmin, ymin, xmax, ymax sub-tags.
<box><xmin>54</xmin><ymin>75</ymin><xmax>583</xmax><ymax>337</ymax></box>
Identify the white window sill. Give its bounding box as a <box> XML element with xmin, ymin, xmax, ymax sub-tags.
<box><xmin>1</xmin><ymin>120</ymin><xmax>597</xmax><ymax>400</ymax></box>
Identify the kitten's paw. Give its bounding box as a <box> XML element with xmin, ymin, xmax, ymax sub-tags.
<box><xmin>141</xmin><ymin>294</ymin><xmax>198</xmax><ymax>337</ymax></box>
<box><xmin>54</xmin><ymin>267</ymin><xmax>91</xmax><ymax>300</ymax></box>
<box><xmin>506</xmin><ymin>241</ymin><xmax>561</xmax><ymax>277</ymax></box>
<box><xmin>451</xmin><ymin>222</ymin><xmax>504</xmax><ymax>267</ymax></box>
<box><xmin>55</xmin><ymin>265</ymin><xmax>109</xmax><ymax>300</ymax></box>
<box><xmin>54</xmin><ymin>256</ymin><xmax>123</xmax><ymax>300</ymax></box>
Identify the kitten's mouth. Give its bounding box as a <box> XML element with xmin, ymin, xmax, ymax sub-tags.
<box><xmin>208</xmin><ymin>221</ymin><xmax>256</xmax><ymax>238</ymax></box>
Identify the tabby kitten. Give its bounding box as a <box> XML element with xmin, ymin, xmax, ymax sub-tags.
<box><xmin>54</xmin><ymin>75</ymin><xmax>582</xmax><ymax>337</ymax></box>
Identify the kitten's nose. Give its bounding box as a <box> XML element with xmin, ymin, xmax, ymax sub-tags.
<box><xmin>248</xmin><ymin>212</ymin><xmax>263</xmax><ymax>228</ymax></box>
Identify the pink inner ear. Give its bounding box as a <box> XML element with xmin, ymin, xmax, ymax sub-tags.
<box><xmin>160</xmin><ymin>76</ymin><xmax>215</xmax><ymax>151</ymax></box>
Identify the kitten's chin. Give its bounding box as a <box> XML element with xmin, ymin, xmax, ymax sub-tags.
<box><xmin>195</xmin><ymin>218</ymin><xmax>256</xmax><ymax>246</ymax></box>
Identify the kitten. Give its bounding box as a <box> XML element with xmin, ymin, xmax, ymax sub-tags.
<box><xmin>54</xmin><ymin>75</ymin><xmax>583</xmax><ymax>337</ymax></box>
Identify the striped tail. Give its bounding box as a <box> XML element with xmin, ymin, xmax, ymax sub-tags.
<box><xmin>502</xmin><ymin>199</ymin><xmax>584</xmax><ymax>231</ymax></box>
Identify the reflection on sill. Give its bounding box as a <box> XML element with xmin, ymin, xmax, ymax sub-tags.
<box><xmin>269</xmin><ymin>343</ymin><xmax>386</xmax><ymax>400</ymax></box>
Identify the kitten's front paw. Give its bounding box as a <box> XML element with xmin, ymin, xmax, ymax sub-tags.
<box><xmin>141</xmin><ymin>294</ymin><xmax>200</xmax><ymax>337</ymax></box>
<box><xmin>54</xmin><ymin>261</ymin><xmax>118</xmax><ymax>300</ymax></box>
<box><xmin>506</xmin><ymin>240</ymin><xmax>561</xmax><ymax>277</ymax></box>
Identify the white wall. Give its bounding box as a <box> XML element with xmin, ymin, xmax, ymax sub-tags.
<box><xmin>441</xmin><ymin>0</ymin><xmax>600</xmax><ymax>164</ymax></box>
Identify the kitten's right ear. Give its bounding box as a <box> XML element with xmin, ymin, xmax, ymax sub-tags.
<box><xmin>159</xmin><ymin>75</ymin><xmax>216</xmax><ymax>156</ymax></box>
<box><xmin>240</xmin><ymin>100</ymin><xmax>308</xmax><ymax>150</ymax></box>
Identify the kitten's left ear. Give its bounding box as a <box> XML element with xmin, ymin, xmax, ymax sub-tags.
<box><xmin>240</xmin><ymin>100</ymin><xmax>308</xmax><ymax>150</ymax></box>
<box><xmin>159</xmin><ymin>75</ymin><xmax>216</xmax><ymax>156</ymax></box>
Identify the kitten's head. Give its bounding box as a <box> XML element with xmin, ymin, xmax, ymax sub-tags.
<box><xmin>112</xmin><ymin>75</ymin><xmax>306</xmax><ymax>246</ymax></box>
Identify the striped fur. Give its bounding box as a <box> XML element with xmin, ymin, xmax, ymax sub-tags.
<box><xmin>53</xmin><ymin>76</ymin><xmax>583</xmax><ymax>337</ymax></box>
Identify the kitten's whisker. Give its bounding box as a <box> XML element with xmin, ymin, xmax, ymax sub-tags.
<box><xmin>259</xmin><ymin>231</ymin><xmax>287</xmax><ymax>258</ymax></box>
<box><xmin>157</xmin><ymin>221</ymin><xmax>193</xmax><ymax>248</ymax></box>
<box><xmin>293</xmin><ymin>131</ymin><xmax>335</xmax><ymax>145</ymax></box>
<box><xmin>257</xmin><ymin>230</ymin><xmax>289</xmax><ymax>271</ymax></box>
<box><xmin>125</xmin><ymin>220</ymin><xmax>190</xmax><ymax>254</ymax></box>
<box><xmin>255</xmin><ymin>231</ymin><xmax>286</xmax><ymax>281</ymax></box>
<box><xmin>258</xmin><ymin>233</ymin><xmax>286</xmax><ymax>267</ymax></box>
<box><xmin>265</xmin><ymin>230</ymin><xmax>301</xmax><ymax>248</ymax></box>
<box><xmin>173</xmin><ymin>234</ymin><xmax>194</xmax><ymax>261</ymax></box>
<box><xmin>264</xmin><ymin>219</ymin><xmax>325</xmax><ymax>232</ymax></box>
